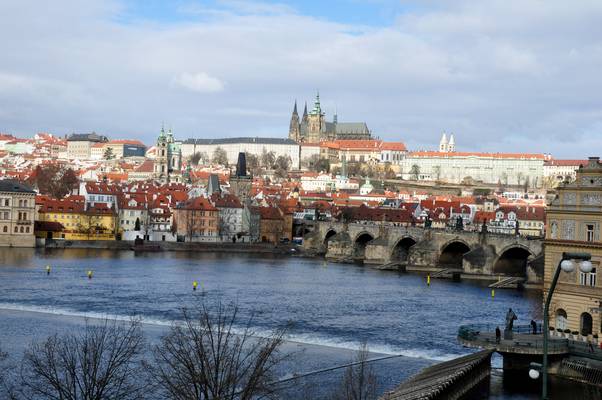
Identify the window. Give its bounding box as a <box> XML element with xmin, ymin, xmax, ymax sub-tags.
<box><xmin>19</xmin><ymin>226</ymin><xmax>24</xmax><ymax>233</ymax></box>
<box><xmin>4</xmin><ymin>199</ymin><xmax>8</xmax><ymax>206</ymax></box>
<box><xmin>586</xmin><ymin>224</ymin><xmax>595</xmax><ymax>242</ymax></box>
<box><xmin>14</xmin><ymin>226</ymin><xmax>17</xmax><ymax>233</ymax></box>
<box><xmin>579</xmin><ymin>267</ymin><xmax>596</xmax><ymax>287</ymax></box>
<box><xmin>2</xmin><ymin>226</ymin><xmax>6</xmax><ymax>233</ymax></box>
<box><xmin>25</xmin><ymin>227</ymin><xmax>29</xmax><ymax>233</ymax></box>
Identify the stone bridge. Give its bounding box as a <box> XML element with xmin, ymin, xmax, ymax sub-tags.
<box><xmin>303</xmin><ymin>222</ymin><xmax>544</xmax><ymax>282</ymax></box>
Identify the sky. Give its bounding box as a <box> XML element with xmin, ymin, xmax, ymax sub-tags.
<box><xmin>1</xmin><ymin>0</ymin><xmax>601</xmax><ymax>158</ymax></box>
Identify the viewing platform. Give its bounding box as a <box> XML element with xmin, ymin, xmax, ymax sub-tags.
<box><xmin>458</xmin><ymin>323</ymin><xmax>569</xmax><ymax>355</ymax></box>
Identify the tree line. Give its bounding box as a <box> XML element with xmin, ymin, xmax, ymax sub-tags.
<box><xmin>0</xmin><ymin>301</ymin><xmax>377</xmax><ymax>400</ymax></box>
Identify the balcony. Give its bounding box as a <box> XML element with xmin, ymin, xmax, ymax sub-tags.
<box><xmin>16</xmin><ymin>220</ymin><xmax>32</xmax><ymax>225</ymax></box>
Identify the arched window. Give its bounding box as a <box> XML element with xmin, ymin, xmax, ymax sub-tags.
<box><xmin>555</xmin><ymin>309</ymin><xmax>568</xmax><ymax>330</ymax></box>
<box><xmin>25</xmin><ymin>227</ymin><xmax>30</xmax><ymax>233</ymax></box>
<box><xmin>14</xmin><ymin>226</ymin><xmax>18</xmax><ymax>233</ymax></box>
<box><xmin>2</xmin><ymin>226</ymin><xmax>6</xmax><ymax>233</ymax></box>
<box><xmin>580</xmin><ymin>312</ymin><xmax>593</xmax><ymax>336</ymax></box>
<box><xmin>20</xmin><ymin>226</ymin><xmax>24</xmax><ymax>233</ymax></box>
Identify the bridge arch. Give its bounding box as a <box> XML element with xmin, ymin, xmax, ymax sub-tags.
<box><xmin>323</xmin><ymin>229</ymin><xmax>337</xmax><ymax>247</ymax></box>
<box><xmin>492</xmin><ymin>244</ymin><xmax>535</xmax><ymax>276</ymax></box>
<box><xmin>439</xmin><ymin>239</ymin><xmax>471</xmax><ymax>269</ymax></box>
<box><xmin>391</xmin><ymin>236</ymin><xmax>418</xmax><ymax>263</ymax></box>
<box><xmin>353</xmin><ymin>232</ymin><xmax>375</xmax><ymax>260</ymax></box>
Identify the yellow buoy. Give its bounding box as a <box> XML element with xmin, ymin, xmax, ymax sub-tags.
<box><xmin>87</xmin><ymin>270</ymin><xmax>93</xmax><ymax>279</ymax></box>
<box><xmin>427</xmin><ymin>274</ymin><xmax>431</xmax><ymax>286</ymax></box>
<box><xmin>193</xmin><ymin>280</ymin><xmax>198</xmax><ymax>291</ymax></box>
<box><xmin>491</xmin><ymin>289</ymin><xmax>495</xmax><ymax>299</ymax></box>
<box><xmin>46</xmin><ymin>265</ymin><xmax>51</xmax><ymax>275</ymax></box>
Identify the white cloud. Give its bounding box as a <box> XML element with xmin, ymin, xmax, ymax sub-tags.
<box><xmin>172</xmin><ymin>72</ymin><xmax>225</xmax><ymax>93</ymax></box>
<box><xmin>0</xmin><ymin>0</ymin><xmax>600</xmax><ymax>157</ymax></box>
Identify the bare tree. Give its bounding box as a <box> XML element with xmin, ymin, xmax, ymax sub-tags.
<box><xmin>409</xmin><ymin>164</ymin><xmax>420</xmax><ymax>181</ymax></box>
<box><xmin>0</xmin><ymin>343</ymin><xmax>15</xmax><ymax>399</ymax></box>
<box><xmin>149</xmin><ymin>301</ymin><xmax>289</xmax><ymax>400</ymax></box>
<box><xmin>212</xmin><ymin>147</ymin><xmax>229</xmax><ymax>167</ymax></box>
<box><xmin>333</xmin><ymin>342</ymin><xmax>377</xmax><ymax>400</ymax></box>
<box><xmin>21</xmin><ymin>319</ymin><xmax>146</xmax><ymax>400</ymax></box>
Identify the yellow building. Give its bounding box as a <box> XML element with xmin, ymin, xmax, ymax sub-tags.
<box><xmin>37</xmin><ymin>198</ymin><xmax>117</xmax><ymax>240</ymax></box>
<box><xmin>545</xmin><ymin>157</ymin><xmax>602</xmax><ymax>336</ymax></box>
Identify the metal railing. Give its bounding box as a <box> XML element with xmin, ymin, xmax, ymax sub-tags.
<box><xmin>458</xmin><ymin>322</ymin><xmax>570</xmax><ymax>353</ymax></box>
<box><xmin>458</xmin><ymin>322</ymin><xmax>543</xmax><ymax>340</ymax></box>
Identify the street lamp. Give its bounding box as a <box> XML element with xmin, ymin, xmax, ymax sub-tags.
<box><xmin>540</xmin><ymin>252</ymin><xmax>591</xmax><ymax>399</ymax></box>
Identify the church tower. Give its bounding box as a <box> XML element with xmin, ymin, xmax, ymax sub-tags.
<box><xmin>288</xmin><ymin>101</ymin><xmax>301</xmax><ymax>142</ymax></box>
<box><xmin>154</xmin><ymin>126</ymin><xmax>182</xmax><ymax>184</ymax></box>
<box><xmin>439</xmin><ymin>133</ymin><xmax>448</xmax><ymax>152</ymax></box>
<box><xmin>154</xmin><ymin>127</ymin><xmax>169</xmax><ymax>182</ymax></box>
<box><xmin>448</xmin><ymin>133</ymin><xmax>455</xmax><ymax>152</ymax></box>
<box><xmin>307</xmin><ymin>92</ymin><xmax>324</xmax><ymax>143</ymax></box>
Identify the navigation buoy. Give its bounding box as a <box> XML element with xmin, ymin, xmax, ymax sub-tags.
<box><xmin>427</xmin><ymin>274</ymin><xmax>431</xmax><ymax>286</ymax></box>
<box><xmin>46</xmin><ymin>265</ymin><xmax>51</xmax><ymax>275</ymax></box>
<box><xmin>193</xmin><ymin>281</ymin><xmax>198</xmax><ymax>291</ymax></box>
<box><xmin>491</xmin><ymin>289</ymin><xmax>495</xmax><ymax>299</ymax></box>
<box><xmin>87</xmin><ymin>270</ymin><xmax>93</xmax><ymax>279</ymax></box>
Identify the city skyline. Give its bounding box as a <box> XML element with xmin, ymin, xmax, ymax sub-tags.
<box><xmin>1</xmin><ymin>1</ymin><xmax>601</xmax><ymax>158</ymax></box>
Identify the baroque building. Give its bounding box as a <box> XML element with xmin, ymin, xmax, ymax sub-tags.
<box><xmin>546</xmin><ymin>157</ymin><xmax>602</xmax><ymax>336</ymax></box>
<box><xmin>288</xmin><ymin>93</ymin><xmax>371</xmax><ymax>143</ymax></box>
<box><xmin>154</xmin><ymin>127</ymin><xmax>182</xmax><ymax>183</ymax></box>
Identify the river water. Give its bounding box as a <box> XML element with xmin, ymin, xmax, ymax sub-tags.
<box><xmin>0</xmin><ymin>248</ymin><xmax>581</xmax><ymax>398</ymax></box>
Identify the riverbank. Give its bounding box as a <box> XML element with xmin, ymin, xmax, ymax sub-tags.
<box><xmin>42</xmin><ymin>238</ymin><xmax>302</xmax><ymax>255</ymax></box>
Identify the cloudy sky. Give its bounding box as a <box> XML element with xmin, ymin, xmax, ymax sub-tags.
<box><xmin>1</xmin><ymin>0</ymin><xmax>601</xmax><ymax>157</ymax></box>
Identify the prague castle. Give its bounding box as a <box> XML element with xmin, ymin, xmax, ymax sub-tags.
<box><xmin>288</xmin><ymin>93</ymin><xmax>371</xmax><ymax>143</ymax></box>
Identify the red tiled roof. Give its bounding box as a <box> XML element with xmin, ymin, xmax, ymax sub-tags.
<box><xmin>409</xmin><ymin>151</ymin><xmax>546</xmax><ymax>160</ymax></box>
<box><xmin>544</xmin><ymin>159</ymin><xmax>589</xmax><ymax>167</ymax></box>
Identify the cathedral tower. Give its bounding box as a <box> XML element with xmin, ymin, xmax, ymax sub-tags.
<box><xmin>307</xmin><ymin>92</ymin><xmax>324</xmax><ymax>143</ymax></box>
<box><xmin>288</xmin><ymin>101</ymin><xmax>301</xmax><ymax>142</ymax></box>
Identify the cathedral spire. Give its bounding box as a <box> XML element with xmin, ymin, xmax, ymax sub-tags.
<box><xmin>293</xmin><ymin>100</ymin><xmax>298</xmax><ymax>115</ymax></box>
<box><xmin>303</xmin><ymin>102</ymin><xmax>308</xmax><ymax>117</ymax></box>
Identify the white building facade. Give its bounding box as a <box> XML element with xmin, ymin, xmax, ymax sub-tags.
<box><xmin>401</xmin><ymin>152</ymin><xmax>545</xmax><ymax>186</ymax></box>
<box><xmin>180</xmin><ymin>138</ymin><xmax>300</xmax><ymax>170</ymax></box>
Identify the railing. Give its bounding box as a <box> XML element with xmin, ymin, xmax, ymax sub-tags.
<box><xmin>458</xmin><ymin>322</ymin><xmax>543</xmax><ymax>340</ymax></box>
<box><xmin>458</xmin><ymin>322</ymin><xmax>570</xmax><ymax>353</ymax></box>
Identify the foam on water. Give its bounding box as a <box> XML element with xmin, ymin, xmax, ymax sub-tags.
<box><xmin>0</xmin><ymin>302</ymin><xmax>459</xmax><ymax>362</ymax></box>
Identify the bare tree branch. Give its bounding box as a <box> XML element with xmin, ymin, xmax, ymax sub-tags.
<box><xmin>149</xmin><ymin>300</ymin><xmax>290</xmax><ymax>400</ymax></box>
<box><xmin>20</xmin><ymin>319</ymin><xmax>146</xmax><ymax>400</ymax></box>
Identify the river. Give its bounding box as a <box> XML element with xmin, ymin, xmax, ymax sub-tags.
<box><xmin>0</xmin><ymin>248</ymin><xmax>569</xmax><ymax>398</ymax></box>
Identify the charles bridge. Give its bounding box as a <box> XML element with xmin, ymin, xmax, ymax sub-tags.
<box><xmin>303</xmin><ymin>221</ymin><xmax>544</xmax><ymax>284</ymax></box>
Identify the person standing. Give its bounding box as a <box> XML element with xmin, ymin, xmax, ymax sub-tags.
<box><xmin>530</xmin><ymin>319</ymin><xmax>537</xmax><ymax>334</ymax></box>
<box><xmin>496</xmin><ymin>326</ymin><xmax>501</xmax><ymax>343</ymax></box>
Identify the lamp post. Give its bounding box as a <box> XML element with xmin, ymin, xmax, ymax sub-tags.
<box><xmin>538</xmin><ymin>252</ymin><xmax>592</xmax><ymax>399</ymax></box>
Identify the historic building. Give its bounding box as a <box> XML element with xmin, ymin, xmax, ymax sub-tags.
<box><xmin>288</xmin><ymin>93</ymin><xmax>371</xmax><ymax>143</ymax></box>
<box><xmin>545</xmin><ymin>157</ymin><xmax>602</xmax><ymax>336</ymax></box>
<box><xmin>153</xmin><ymin>127</ymin><xmax>182</xmax><ymax>183</ymax></box>
<box><xmin>181</xmin><ymin>137</ymin><xmax>300</xmax><ymax>170</ymax></box>
<box><xmin>0</xmin><ymin>180</ymin><xmax>36</xmax><ymax>247</ymax></box>
<box><xmin>173</xmin><ymin>196</ymin><xmax>219</xmax><ymax>242</ymax></box>
<box><xmin>400</xmin><ymin>135</ymin><xmax>545</xmax><ymax>186</ymax></box>
<box><xmin>66</xmin><ymin>132</ymin><xmax>108</xmax><ymax>160</ymax></box>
